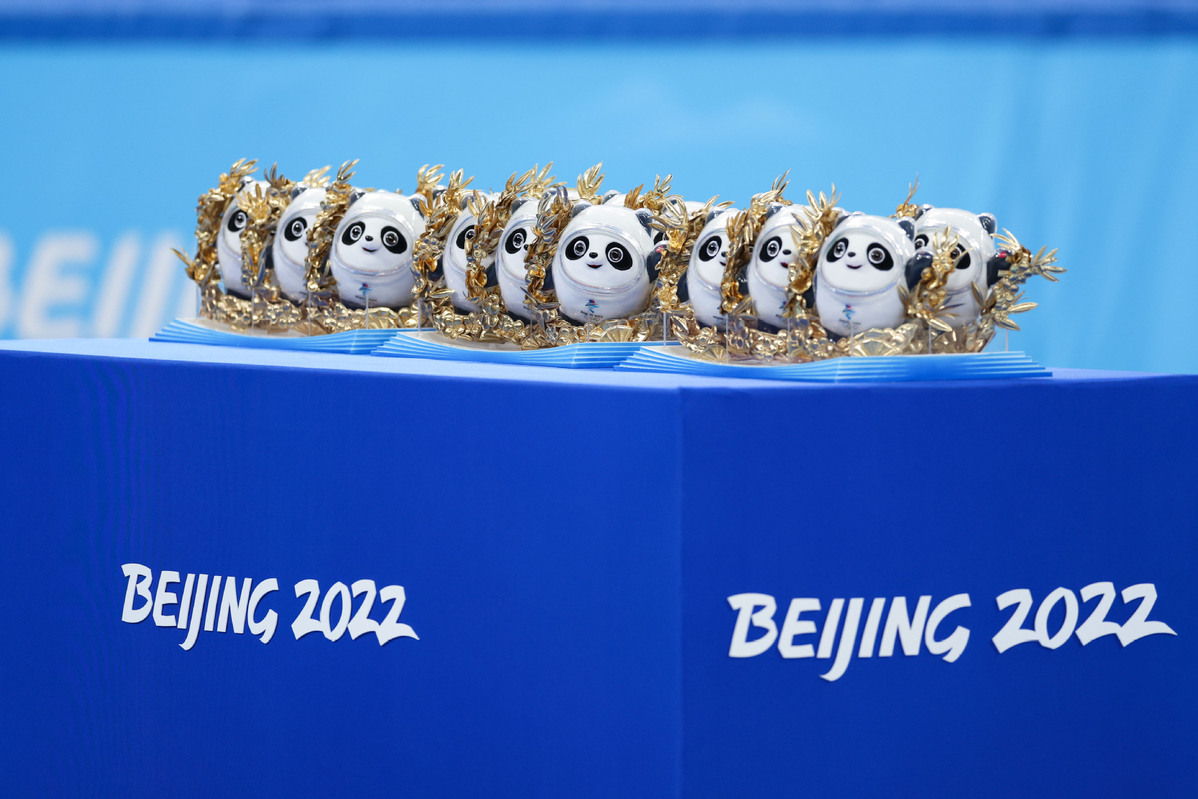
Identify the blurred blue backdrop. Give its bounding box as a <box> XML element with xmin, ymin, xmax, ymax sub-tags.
<box><xmin>1</xmin><ymin>1</ymin><xmax>1197</xmax><ymax>372</ymax></box>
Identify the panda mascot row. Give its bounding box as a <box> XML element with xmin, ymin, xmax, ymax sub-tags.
<box><xmin>686</xmin><ymin>202</ymin><xmax>1007</xmax><ymax>338</ymax></box>
<box><xmin>198</xmin><ymin>160</ymin><xmax>1023</xmax><ymax>347</ymax></box>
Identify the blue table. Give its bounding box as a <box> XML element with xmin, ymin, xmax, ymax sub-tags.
<box><xmin>1</xmin><ymin>340</ymin><xmax>1195</xmax><ymax>797</ymax></box>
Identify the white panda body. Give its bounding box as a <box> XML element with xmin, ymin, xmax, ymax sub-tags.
<box><xmin>328</xmin><ymin>190</ymin><xmax>425</xmax><ymax>309</ymax></box>
<box><xmin>443</xmin><ymin>194</ymin><xmax>496</xmax><ymax>313</ymax></box>
<box><xmin>496</xmin><ymin>201</ymin><xmax>540</xmax><ymax>320</ymax></box>
<box><xmin>271</xmin><ymin>187</ymin><xmax>327</xmax><ymax>303</ymax></box>
<box><xmin>815</xmin><ymin>214</ymin><xmax>915</xmax><ymax>337</ymax></box>
<box><xmin>914</xmin><ymin>207</ymin><xmax>996</xmax><ymax>328</ymax></box>
<box><xmin>551</xmin><ymin>205</ymin><xmax>656</xmax><ymax>324</ymax></box>
<box><xmin>685</xmin><ymin>209</ymin><xmax>736</xmax><ymax>328</ymax></box>
<box><xmin>745</xmin><ymin>208</ymin><xmax>805</xmax><ymax>329</ymax></box>
<box><xmin>217</xmin><ymin>179</ymin><xmax>270</xmax><ymax>299</ymax></box>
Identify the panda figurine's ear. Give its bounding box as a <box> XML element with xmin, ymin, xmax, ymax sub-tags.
<box><xmin>634</xmin><ymin>208</ymin><xmax>656</xmax><ymax>239</ymax></box>
<box><xmin>348</xmin><ymin>189</ymin><xmax>367</xmax><ymax>206</ymax></box>
<box><xmin>978</xmin><ymin>213</ymin><xmax>997</xmax><ymax>235</ymax></box>
<box><xmin>986</xmin><ymin>250</ymin><xmax>1010</xmax><ymax>287</ymax></box>
<box><xmin>570</xmin><ymin>201</ymin><xmax>590</xmax><ymax>219</ymax></box>
<box><xmin>289</xmin><ymin>185</ymin><xmax>305</xmax><ymax>200</ymax></box>
<box><xmin>705</xmin><ymin>209</ymin><xmax>721</xmax><ymax>226</ymax></box>
<box><xmin>905</xmin><ymin>251</ymin><xmax>933</xmax><ymax>290</ymax></box>
<box><xmin>915</xmin><ymin>203</ymin><xmax>933</xmax><ymax>219</ymax></box>
<box><xmin>511</xmin><ymin>197</ymin><xmax>529</xmax><ymax>213</ymax></box>
<box><xmin>409</xmin><ymin>196</ymin><xmax>426</xmax><ymax>218</ymax></box>
<box><xmin>601</xmin><ymin>189</ymin><xmax>621</xmax><ymax>204</ymax></box>
<box><xmin>897</xmin><ymin>218</ymin><xmax>916</xmax><ymax>241</ymax></box>
<box><xmin>832</xmin><ymin>210</ymin><xmax>857</xmax><ymax>229</ymax></box>
<box><xmin>763</xmin><ymin>202</ymin><xmax>786</xmax><ymax>221</ymax></box>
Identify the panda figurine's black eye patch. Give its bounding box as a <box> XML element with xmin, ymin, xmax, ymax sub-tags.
<box><xmin>504</xmin><ymin>228</ymin><xmax>527</xmax><ymax>255</ymax></box>
<box><xmin>283</xmin><ymin>217</ymin><xmax>307</xmax><ymax>242</ymax></box>
<box><xmin>952</xmin><ymin>246</ymin><xmax>972</xmax><ymax>271</ymax></box>
<box><xmin>227</xmin><ymin>209</ymin><xmax>248</xmax><ymax>233</ymax></box>
<box><xmin>381</xmin><ymin>226</ymin><xmax>407</xmax><ymax>255</ymax></box>
<box><xmin>759</xmin><ymin>235</ymin><xmax>783</xmax><ymax>262</ymax></box>
<box><xmin>827</xmin><ymin>237</ymin><xmax>848</xmax><ymax>262</ymax></box>
<box><xmin>455</xmin><ymin>224</ymin><xmax>475</xmax><ymax>251</ymax></box>
<box><xmin>699</xmin><ymin>235</ymin><xmax>722</xmax><ymax>262</ymax></box>
<box><xmin>342</xmin><ymin>221</ymin><xmax>365</xmax><ymax>245</ymax></box>
<box><xmin>605</xmin><ymin>242</ymin><xmax>632</xmax><ymax>270</ymax></box>
<box><xmin>565</xmin><ymin>235</ymin><xmax>589</xmax><ymax>260</ymax></box>
<box><xmin>866</xmin><ymin>243</ymin><xmax>894</xmax><ymax>271</ymax></box>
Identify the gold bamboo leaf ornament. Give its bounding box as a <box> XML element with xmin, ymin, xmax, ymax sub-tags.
<box><xmin>412</xmin><ymin>168</ymin><xmax>473</xmax><ymax>303</ymax></box>
<box><xmin>784</xmin><ymin>186</ymin><xmax>840</xmax><ymax>325</ymax></box>
<box><xmin>902</xmin><ymin>228</ymin><xmax>959</xmax><ymax>334</ymax></box>
<box><xmin>983</xmin><ymin>230</ymin><xmax>1063</xmax><ymax>333</ymax></box>
<box><xmin>173</xmin><ymin>158</ymin><xmax>258</xmax><ymax>289</ymax></box>
<box><xmin>304</xmin><ymin>159</ymin><xmax>358</xmax><ymax>302</ymax></box>
<box><xmin>893</xmin><ymin>179</ymin><xmax>921</xmax><ymax>219</ymax></box>
<box><xmin>720</xmin><ymin>173</ymin><xmax>790</xmax><ymax>315</ymax></box>
<box><xmin>465</xmin><ymin>165</ymin><xmax>545</xmax><ymax>303</ymax></box>
<box><xmin>420</xmin><ymin>164</ymin><xmax>558</xmax><ymax>344</ymax></box>
<box><xmin>653</xmin><ymin>194</ymin><xmax>716</xmax><ymax>311</ymax></box>
<box><xmin>301</xmin><ymin>160</ymin><xmax>425</xmax><ymax>332</ymax></box>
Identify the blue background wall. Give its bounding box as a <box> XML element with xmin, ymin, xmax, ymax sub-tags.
<box><xmin>2</xmin><ymin>2</ymin><xmax>1197</xmax><ymax>373</ymax></box>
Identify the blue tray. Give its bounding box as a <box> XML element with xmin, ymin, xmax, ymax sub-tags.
<box><xmin>371</xmin><ymin>330</ymin><xmax>647</xmax><ymax>369</ymax></box>
<box><xmin>614</xmin><ymin>346</ymin><xmax>1052</xmax><ymax>382</ymax></box>
<box><xmin>151</xmin><ymin>319</ymin><xmax>398</xmax><ymax>355</ymax></box>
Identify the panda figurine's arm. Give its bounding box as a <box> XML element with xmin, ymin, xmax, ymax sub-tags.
<box><xmin>905</xmin><ymin>251</ymin><xmax>934</xmax><ymax>290</ymax></box>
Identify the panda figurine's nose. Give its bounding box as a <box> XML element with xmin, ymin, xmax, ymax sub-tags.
<box><xmin>589</xmin><ymin>252</ymin><xmax>598</xmax><ymax>258</ymax></box>
<box><xmin>847</xmin><ymin>250</ymin><xmax>856</xmax><ymax>257</ymax></box>
<box><xmin>365</xmin><ymin>235</ymin><xmax>374</xmax><ymax>242</ymax></box>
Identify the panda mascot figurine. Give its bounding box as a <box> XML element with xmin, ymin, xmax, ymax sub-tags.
<box><xmin>328</xmin><ymin>190</ymin><xmax>426</xmax><ymax>309</ymax></box>
<box><xmin>271</xmin><ymin>184</ymin><xmax>327</xmax><ymax>304</ymax></box>
<box><xmin>814</xmin><ymin>213</ymin><xmax>930</xmax><ymax>338</ymax></box>
<box><xmin>551</xmin><ymin>203</ymin><xmax>661</xmax><ymax>324</ymax></box>
<box><xmin>442</xmin><ymin>192</ymin><xmax>497</xmax><ymax>313</ymax></box>
<box><xmin>216</xmin><ymin>178</ymin><xmax>270</xmax><ymax>299</ymax></box>
<box><xmin>745</xmin><ymin>204</ymin><xmax>807</xmax><ymax>330</ymax></box>
<box><xmin>495</xmin><ymin>198</ymin><xmax>542</xmax><ymax>320</ymax></box>
<box><xmin>913</xmin><ymin>207</ymin><xmax>1003</xmax><ymax>328</ymax></box>
<box><xmin>684</xmin><ymin>208</ymin><xmax>737</xmax><ymax>328</ymax></box>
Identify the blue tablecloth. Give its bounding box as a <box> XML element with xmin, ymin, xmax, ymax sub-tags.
<box><xmin>1</xmin><ymin>339</ymin><xmax>1195</xmax><ymax>796</ymax></box>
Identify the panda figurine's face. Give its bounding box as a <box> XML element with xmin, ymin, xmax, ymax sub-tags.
<box><xmin>271</xmin><ymin>187</ymin><xmax>326</xmax><ymax>303</ymax></box>
<box><xmin>328</xmin><ymin>190</ymin><xmax>425</xmax><ymax>309</ymax></box>
<box><xmin>685</xmin><ymin>210</ymin><xmax>735</xmax><ymax>328</ymax></box>
<box><xmin>443</xmin><ymin>197</ymin><xmax>497</xmax><ymax>313</ymax></box>
<box><xmin>912</xmin><ymin>207</ymin><xmax>997</xmax><ymax>327</ymax></box>
<box><xmin>820</xmin><ymin>230</ymin><xmax>903</xmax><ymax>293</ymax></box>
<box><xmin>217</xmin><ymin>179</ymin><xmax>269</xmax><ymax>299</ymax></box>
<box><xmin>913</xmin><ymin>207</ymin><xmax>994</xmax><ymax>293</ymax></box>
<box><xmin>813</xmin><ymin>214</ymin><xmax>915</xmax><ymax>337</ymax></box>
<box><xmin>560</xmin><ymin>230</ymin><xmax>639</xmax><ymax>289</ymax></box>
<box><xmin>333</xmin><ymin>214</ymin><xmax>411</xmax><ymax>275</ymax></box>
<box><xmin>749</xmin><ymin>217</ymin><xmax>801</xmax><ymax>290</ymax></box>
<box><xmin>495</xmin><ymin>202</ymin><xmax>541</xmax><ymax>319</ymax></box>
<box><xmin>743</xmin><ymin>209</ymin><xmax>805</xmax><ymax>329</ymax></box>
<box><xmin>691</xmin><ymin>225</ymin><xmax>730</xmax><ymax>287</ymax></box>
<box><xmin>551</xmin><ymin>205</ymin><xmax>656</xmax><ymax>323</ymax></box>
